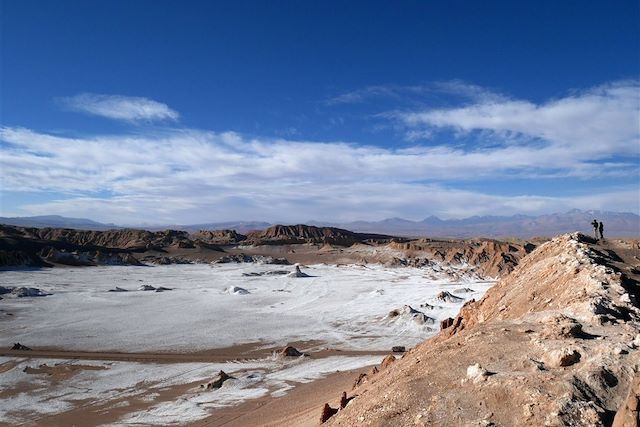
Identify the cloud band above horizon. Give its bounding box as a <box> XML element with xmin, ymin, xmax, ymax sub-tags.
<box><xmin>1</xmin><ymin>80</ymin><xmax>638</xmax><ymax>224</ymax></box>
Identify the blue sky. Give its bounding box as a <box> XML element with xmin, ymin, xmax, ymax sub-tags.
<box><xmin>1</xmin><ymin>0</ymin><xmax>639</xmax><ymax>224</ymax></box>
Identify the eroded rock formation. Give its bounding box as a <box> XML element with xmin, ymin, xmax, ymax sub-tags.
<box><xmin>328</xmin><ymin>233</ymin><xmax>640</xmax><ymax>427</ymax></box>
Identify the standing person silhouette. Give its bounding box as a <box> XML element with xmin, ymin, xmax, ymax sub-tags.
<box><xmin>599</xmin><ymin>221</ymin><xmax>604</xmax><ymax>240</ymax></box>
<box><xmin>591</xmin><ymin>219</ymin><xmax>599</xmax><ymax>240</ymax></box>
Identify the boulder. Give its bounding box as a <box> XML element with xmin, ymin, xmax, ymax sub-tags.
<box><xmin>440</xmin><ymin>317</ymin><xmax>455</xmax><ymax>330</ymax></box>
<box><xmin>466</xmin><ymin>363</ymin><xmax>489</xmax><ymax>384</ymax></box>
<box><xmin>352</xmin><ymin>372</ymin><xmax>368</xmax><ymax>389</ymax></box>
<box><xmin>539</xmin><ymin>314</ymin><xmax>584</xmax><ymax>339</ymax></box>
<box><xmin>340</xmin><ymin>391</ymin><xmax>349</xmax><ymax>409</ymax></box>
<box><xmin>391</xmin><ymin>346</ymin><xmax>406</xmax><ymax>353</ymax></box>
<box><xmin>320</xmin><ymin>403</ymin><xmax>339</xmax><ymax>423</ymax></box>
<box><xmin>544</xmin><ymin>348</ymin><xmax>581</xmax><ymax>368</ymax></box>
<box><xmin>380</xmin><ymin>355</ymin><xmax>396</xmax><ymax>370</ymax></box>
<box><xmin>138</xmin><ymin>285</ymin><xmax>156</xmax><ymax>291</ymax></box>
<box><xmin>612</xmin><ymin>376</ymin><xmax>640</xmax><ymax>427</ymax></box>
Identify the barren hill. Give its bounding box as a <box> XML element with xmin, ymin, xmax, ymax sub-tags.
<box><xmin>0</xmin><ymin>224</ymin><xmax>533</xmax><ymax>276</ymax></box>
<box><xmin>325</xmin><ymin>234</ymin><xmax>640</xmax><ymax>426</ymax></box>
<box><xmin>245</xmin><ymin>224</ymin><xmax>393</xmax><ymax>246</ymax></box>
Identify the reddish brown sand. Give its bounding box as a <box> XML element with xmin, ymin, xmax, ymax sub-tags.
<box><xmin>1</xmin><ymin>340</ymin><xmax>386</xmax><ymax>427</ymax></box>
<box><xmin>189</xmin><ymin>367</ymin><xmax>368</xmax><ymax>427</ymax></box>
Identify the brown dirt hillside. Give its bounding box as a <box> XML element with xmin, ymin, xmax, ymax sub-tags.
<box><xmin>325</xmin><ymin>234</ymin><xmax>640</xmax><ymax>427</ymax></box>
<box><xmin>386</xmin><ymin>238</ymin><xmax>534</xmax><ymax>278</ymax></box>
<box><xmin>245</xmin><ymin>224</ymin><xmax>393</xmax><ymax>246</ymax></box>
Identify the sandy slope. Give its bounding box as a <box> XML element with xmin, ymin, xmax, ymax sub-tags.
<box><xmin>324</xmin><ymin>234</ymin><xmax>639</xmax><ymax>426</ymax></box>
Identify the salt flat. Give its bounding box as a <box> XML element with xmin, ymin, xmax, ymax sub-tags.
<box><xmin>0</xmin><ymin>263</ymin><xmax>493</xmax><ymax>352</ymax></box>
<box><xmin>0</xmin><ymin>263</ymin><xmax>493</xmax><ymax>424</ymax></box>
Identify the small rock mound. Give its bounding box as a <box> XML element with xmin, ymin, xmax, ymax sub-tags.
<box><xmin>278</xmin><ymin>346</ymin><xmax>308</xmax><ymax>357</ymax></box>
<box><xmin>225</xmin><ymin>286</ymin><xmax>250</xmax><ymax>295</ymax></box>
<box><xmin>11</xmin><ymin>343</ymin><xmax>32</xmax><ymax>351</ymax></box>
<box><xmin>200</xmin><ymin>370</ymin><xmax>234</xmax><ymax>390</ymax></box>
<box><xmin>242</xmin><ymin>270</ymin><xmax>289</xmax><ymax>277</ymax></box>
<box><xmin>539</xmin><ymin>314</ymin><xmax>584</xmax><ymax>339</ymax></box>
<box><xmin>419</xmin><ymin>302</ymin><xmax>437</xmax><ymax>309</ymax></box>
<box><xmin>544</xmin><ymin>348</ymin><xmax>581</xmax><ymax>367</ymax></box>
<box><xmin>12</xmin><ymin>287</ymin><xmax>50</xmax><ymax>297</ymax></box>
<box><xmin>435</xmin><ymin>291</ymin><xmax>464</xmax><ymax>303</ymax></box>
<box><xmin>288</xmin><ymin>264</ymin><xmax>311</xmax><ymax>277</ymax></box>
<box><xmin>387</xmin><ymin>305</ymin><xmax>434</xmax><ymax>325</ymax></box>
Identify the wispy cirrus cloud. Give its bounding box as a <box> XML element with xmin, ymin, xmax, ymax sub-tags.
<box><xmin>59</xmin><ymin>93</ymin><xmax>179</xmax><ymax>122</ymax></box>
<box><xmin>325</xmin><ymin>85</ymin><xmax>406</xmax><ymax>105</ymax></box>
<box><xmin>325</xmin><ymin>80</ymin><xmax>505</xmax><ymax>106</ymax></box>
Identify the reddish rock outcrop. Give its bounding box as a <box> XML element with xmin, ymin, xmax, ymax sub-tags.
<box><xmin>191</xmin><ymin>229</ymin><xmax>246</xmax><ymax>245</ymax></box>
<box><xmin>613</xmin><ymin>376</ymin><xmax>640</xmax><ymax>427</ymax></box>
<box><xmin>328</xmin><ymin>234</ymin><xmax>640</xmax><ymax>427</ymax></box>
<box><xmin>320</xmin><ymin>403</ymin><xmax>339</xmax><ymax>423</ymax></box>
<box><xmin>246</xmin><ymin>224</ymin><xmax>392</xmax><ymax>246</ymax></box>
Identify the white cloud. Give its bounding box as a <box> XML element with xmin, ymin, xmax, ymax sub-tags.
<box><xmin>60</xmin><ymin>93</ymin><xmax>179</xmax><ymax>122</ymax></box>
<box><xmin>325</xmin><ymin>80</ymin><xmax>505</xmax><ymax>106</ymax></box>
<box><xmin>2</xmin><ymin>80</ymin><xmax>637</xmax><ymax>224</ymax></box>
<box><xmin>1</xmin><ymin>122</ymin><xmax>638</xmax><ymax>223</ymax></box>
<box><xmin>396</xmin><ymin>80</ymin><xmax>640</xmax><ymax>156</ymax></box>
<box><xmin>325</xmin><ymin>85</ymin><xmax>404</xmax><ymax>105</ymax></box>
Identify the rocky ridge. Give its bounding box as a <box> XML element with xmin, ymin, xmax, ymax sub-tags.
<box><xmin>325</xmin><ymin>233</ymin><xmax>640</xmax><ymax>426</ymax></box>
<box><xmin>386</xmin><ymin>238</ymin><xmax>534</xmax><ymax>278</ymax></box>
<box><xmin>0</xmin><ymin>224</ymin><xmax>531</xmax><ymax>279</ymax></box>
<box><xmin>245</xmin><ymin>224</ymin><xmax>394</xmax><ymax>246</ymax></box>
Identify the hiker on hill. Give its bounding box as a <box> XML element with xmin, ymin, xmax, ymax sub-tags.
<box><xmin>599</xmin><ymin>221</ymin><xmax>604</xmax><ymax>240</ymax></box>
<box><xmin>591</xmin><ymin>219</ymin><xmax>599</xmax><ymax>240</ymax></box>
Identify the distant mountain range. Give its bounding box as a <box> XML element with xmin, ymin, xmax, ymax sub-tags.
<box><xmin>0</xmin><ymin>215</ymin><xmax>119</xmax><ymax>231</ymax></box>
<box><xmin>319</xmin><ymin>209</ymin><xmax>640</xmax><ymax>238</ymax></box>
<box><xmin>1</xmin><ymin>210</ymin><xmax>638</xmax><ymax>238</ymax></box>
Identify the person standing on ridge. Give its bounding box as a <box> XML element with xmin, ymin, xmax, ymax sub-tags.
<box><xmin>599</xmin><ymin>221</ymin><xmax>604</xmax><ymax>240</ymax></box>
<box><xmin>591</xmin><ymin>219</ymin><xmax>599</xmax><ymax>240</ymax></box>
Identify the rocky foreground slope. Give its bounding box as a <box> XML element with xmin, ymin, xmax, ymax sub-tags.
<box><xmin>324</xmin><ymin>233</ymin><xmax>639</xmax><ymax>426</ymax></box>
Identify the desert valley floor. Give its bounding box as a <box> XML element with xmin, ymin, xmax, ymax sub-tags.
<box><xmin>0</xmin><ymin>262</ymin><xmax>492</xmax><ymax>425</ymax></box>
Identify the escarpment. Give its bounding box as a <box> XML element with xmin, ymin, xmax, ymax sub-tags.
<box><xmin>328</xmin><ymin>233</ymin><xmax>640</xmax><ymax>427</ymax></box>
<box><xmin>245</xmin><ymin>224</ymin><xmax>393</xmax><ymax>246</ymax></box>
<box><xmin>0</xmin><ymin>223</ymin><xmax>532</xmax><ymax>274</ymax></box>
